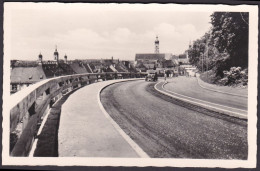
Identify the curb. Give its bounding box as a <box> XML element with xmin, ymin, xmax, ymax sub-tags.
<box><xmin>196</xmin><ymin>76</ymin><xmax>247</xmax><ymax>98</ymax></box>
<box><xmin>154</xmin><ymin>81</ymin><xmax>247</xmax><ymax>120</ymax></box>
<box><xmin>97</xmin><ymin>79</ymin><xmax>150</xmax><ymax>158</ymax></box>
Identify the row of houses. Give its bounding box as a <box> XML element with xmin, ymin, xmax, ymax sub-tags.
<box><xmin>134</xmin><ymin>52</ymin><xmax>190</xmax><ymax>75</ymax></box>
<box><xmin>11</xmin><ymin>41</ymin><xmax>191</xmax><ymax>94</ymax></box>
<box><xmin>10</xmin><ymin>50</ymin><xmax>137</xmax><ymax>94</ymax></box>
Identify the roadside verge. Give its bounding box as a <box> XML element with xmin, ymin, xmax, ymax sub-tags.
<box><xmin>196</xmin><ymin>74</ymin><xmax>247</xmax><ymax>98</ymax></box>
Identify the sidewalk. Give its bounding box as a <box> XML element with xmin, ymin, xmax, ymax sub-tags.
<box><xmin>196</xmin><ymin>74</ymin><xmax>248</xmax><ymax>98</ymax></box>
<box><xmin>58</xmin><ymin>79</ymin><xmax>146</xmax><ymax>157</ymax></box>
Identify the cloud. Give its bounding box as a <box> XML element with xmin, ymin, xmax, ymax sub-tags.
<box><xmin>7</xmin><ymin>6</ymin><xmax>211</xmax><ymax>61</ymax></box>
<box><xmin>10</xmin><ymin>22</ymin><xmax>208</xmax><ymax>60</ymax></box>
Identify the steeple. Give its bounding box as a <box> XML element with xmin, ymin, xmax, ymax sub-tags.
<box><xmin>38</xmin><ymin>52</ymin><xmax>43</xmax><ymax>65</ymax></box>
<box><xmin>64</xmin><ymin>54</ymin><xmax>68</xmax><ymax>64</ymax></box>
<box><xmin>155</xmin><ymin>35</ymin><xmax>159</xmax><ymax>54</ymax></box>
<box><xmin>54</xmin><ymin>45</ymin><xmax>59</xmax><ymax>62</ymax></box>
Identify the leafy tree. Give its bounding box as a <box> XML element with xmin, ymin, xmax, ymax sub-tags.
<box><xmin>188</xmin><ymin>32</ymin><xmax>213</xmax><ymax>72</ymax></box>
<box><xmin>188</xmin><ymin>12</ymin><xmax>249</xmax><ymax>79</ymax></box>
<box><xmin>210</xmin><ymin>12</ymin><xmax>249</xmax><ymax>72</ymax></box>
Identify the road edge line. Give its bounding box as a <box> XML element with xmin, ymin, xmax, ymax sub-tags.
<box><xmin>162</xmin><ymin>82</ymin><xmax>247</xmax><ymax>113</ymax></box>
<box><xmin>196</xmin><ymin>76</ymin><xmax>247</xmax><ymax>98</ymax></box>
<box><xmin>154</xmin><ymin>81</ymin><xmax>247</xmax><ymax>120</ymax></box>
<box><xmin>97</xmin><ymin>79</ymin><xmax>150</xmax><ymax>158</ymax></box>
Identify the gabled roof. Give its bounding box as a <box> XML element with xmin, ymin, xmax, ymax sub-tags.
<box><xmin>135</xmin><ymin>54</ymin><xmax>165</xmax><ymax>61</ymax></box>
<box><xmin>179</xmin><ymin>54</ymin><xmax>187</xmax><ymax>59</ymax></box>
<box><xmin>102</xmin><ymin>59</ymin><xmax>114</xmax><ymax>66</ymax></box>
<box><xmin>82</xmin><ymin>63</ymin><xmax>93</xmax><ymax>73</ymax></box>
<box><xmin>11</xmin><ymin>66</ymin><xmax>46</xmax><ymax>84</ymax></box>
<box><xmin>103</xmin><ymin>67</ymin><xmax>114</xmax><ymax>72</ymax></box>
<box><xmin>114</xmin><ymin>62</ymin><xmax>130</xmax><ymax>72</ymax></box>
<box><xmin>42</xmin><ymin>63</ymin><xmax>75</xmax><ymax>78</ymax></box>
<box><xmin>135</xmin><ymin>62</ymin><xmax>147</xmax><ymax>69</ymax></box>
<box><xmin>143</xmin><ymin>63</ymin><xmax>155</xmax><ymax>69</ymax></box>
<box><xmin>123</xmin><ymin>62</ymin><xmax>137</xmax><ymax>73</ymax></box>
<box><xmin>69</xmin><ymin>62</ymin><xmax>89</xmax><ymax>74</ymax></box>
<box><xmin>11</xmin><ymin>60</ymin><xmax>38</xmax><ymax>68</ymax></box>
<box><xmin>163</xmin><ymin>60</ymin><xmax>175</xmax><ymax>68</ymax></box>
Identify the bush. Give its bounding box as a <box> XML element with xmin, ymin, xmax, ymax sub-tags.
<box><xmin>219</xmin><ymin>67</ymin><xmax>248</xmax><ymax>86</ymax></box>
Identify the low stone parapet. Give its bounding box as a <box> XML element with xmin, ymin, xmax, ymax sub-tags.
<box><xmin>9</xmin><ymin>72</ymin><xmax>146</xmax><ymax>156</ymax></box>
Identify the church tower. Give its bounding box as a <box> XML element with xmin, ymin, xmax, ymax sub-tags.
<box><xmin>54</xmin><ymin>45</ymin><xmax>59</xmax><ymax>63</ymax></box>
<box><xmin>64</xmin><ymin>54</ymin><xmax>68</xmax><ymax>64</ymax></box>
<box><xmin>38</xmin><ymin>52</ymin><xmax>43</xmax><ymax>65</ymax></box>
<box><xmin>155</xmin><ymin>35</ymin><xmax>159</xmax><ymax>54</ymax></box>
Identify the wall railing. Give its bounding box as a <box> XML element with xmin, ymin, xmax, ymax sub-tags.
<box><xmin>10</xmin><ymin>72</ymin><xmax>147</xmax><ymax>156</ymax></box>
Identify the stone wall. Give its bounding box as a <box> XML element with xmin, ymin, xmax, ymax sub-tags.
<box><xmin>9</xmin><ymin>72</ymin><xmax>146</xmax><ymax>156</ymax></box>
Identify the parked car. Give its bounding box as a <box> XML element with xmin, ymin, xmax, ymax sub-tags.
<box><xmin>145</xmin><ymin>73</ymin><xmax>158</xmax><ymax>81</ymax></box>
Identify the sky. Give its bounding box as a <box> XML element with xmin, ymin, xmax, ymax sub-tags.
<box><xmin>5</xmin><ymin>3</ymin><xmax>213</xmax><ymax>61</ymax></box>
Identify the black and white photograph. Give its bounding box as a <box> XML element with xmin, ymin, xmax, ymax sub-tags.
<box><xmin>2</xmin><ymin>2</ymin><xmax>258</xmax><ymax>168</ymax></box>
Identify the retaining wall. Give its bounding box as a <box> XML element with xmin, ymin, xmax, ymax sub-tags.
<box><xmin>10</xmin><ymin>72</ymin><xmax>146</xmax><ymax>156</ymax></box>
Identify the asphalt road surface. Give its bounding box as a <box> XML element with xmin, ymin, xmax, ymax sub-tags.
<box><xmin>163</xmin><ymin>77</ymin><xmax>247</xmax><ymax>110</ymax></box>
<box><xmin>100</xmin><ymin>79</ymin><xmax>247</xmax><ymax>159</ymax></box>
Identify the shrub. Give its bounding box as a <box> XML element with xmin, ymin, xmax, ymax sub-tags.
<box><xmin>220</xmin><ymin>67</ymin><xmax>248</xmax><ymax>86</ymax></box>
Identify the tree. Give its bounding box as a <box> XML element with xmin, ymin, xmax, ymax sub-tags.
<box><xmin>188</xmin><ymin>12</ymin><xmax>249</xmax><ymax>78</ymax></box>
<box><xmin>210</xmin><ymin>12</ymin><xmax>249</xmax><ymax>72</ymax></box>
<box><xmin>188</xmin><ymin>32</ymin><xmax>212</xmax><ymax>72</ymax></box>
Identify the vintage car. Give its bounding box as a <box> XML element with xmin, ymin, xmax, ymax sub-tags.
<box><xmin>145</xmin><ymin>72</ymin><xmax>158</xmax><ymax>81</ymax></box>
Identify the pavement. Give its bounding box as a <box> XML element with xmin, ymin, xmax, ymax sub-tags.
<box><xmin>58</xmin><ymin>79</ymin><xmax>147</xmax><ymax>157</ymax></box>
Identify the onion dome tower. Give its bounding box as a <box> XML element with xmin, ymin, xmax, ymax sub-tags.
<box><xmin>155</xmin><ymin>35</ymin><xmax>159</xmax><ymax>54</ymax></box>
<box><xmin>54</xmin><ymin>45</ymin><xmax>59</xmax><ymax>63</ymax></box>
<box><xmin>38</xmin><ymin>52</ymin><xmax>43</xmax><ymax>65</ymax></box>
<box><xmin>64</xmin><ymin>54</ymin><xmax>68</xmax><ymax>64</ymax></box>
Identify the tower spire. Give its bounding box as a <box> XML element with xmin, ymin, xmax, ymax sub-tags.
<box><xmin>155</xmin><ymin>35</ymin><xmax>159</xmax><ymax>54</ymax></box>
<box><xmin>54</xmin><ymin>45</ymin><xmax>59</xmax><ymax>63</ymax></box>
<box><xmin>38</xmin><ymin>52</ymin><xmax>43</xmax><ymax>65</ymax></box>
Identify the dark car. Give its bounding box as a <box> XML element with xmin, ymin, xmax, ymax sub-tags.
<box><xmin>145</xmin><ymin>73</ymin><xmax>158</xmax><ymax>81</ymax></box>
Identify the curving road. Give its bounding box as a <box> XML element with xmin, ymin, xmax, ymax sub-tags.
<box><xmin>100</xmin><ymin>79</ymin><xmax>247</xmax><ymax>159</ymax></box>
<box><xmin>163</xmin><ymin>77</ymin><xmax>247</xmax><ymax>110</ymax></box>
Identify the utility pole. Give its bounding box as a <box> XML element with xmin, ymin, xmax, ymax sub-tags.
<box><xmin>202</xmin><ymin>53</ymin><xmax>204</xmax><ymax>72</ymax></box>
<box><xmin>206</xmin><ymin>31</ymin><xmax>211</xmax><ymax>79</ymax></box>
<box><xmin>206</xmin><ymin>42</ymin><xmax>209</xmax><ymax>78</ymax></box>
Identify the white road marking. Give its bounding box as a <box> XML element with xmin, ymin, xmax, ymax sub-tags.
<box><xmin>154</xmin><ymin>81</ymin><xmax>247</xmax><ymax>119</ymax></box>
<box><xmin>195</xmin><ymin>74</ymin><xmax>248</xmax><ymax>98</ymax></box>
<box><xmin>97</xmin><ymin>79</ymin><xmax>150</xmax><ymax>158</ymax></box>
<box><xmin>162</xmin><ymin>82</ymin><xmax>247</xmax><ymax>113</ymax></box>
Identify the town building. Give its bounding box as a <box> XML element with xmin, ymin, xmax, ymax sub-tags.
<box><xmin>178</xmin><ymin>50</ymin><xmax>189</xmax><ymax>65</ymax></box>
<box><xmin>11</xmin><ymin>47</ymin><xmax>137</xmax><ymax>94</ymax></box>
<box><xmin>11</xmin><ymin>47</ymin><xmax>76</xmax><ymax>93</ymax></box>
<box><xmin>135</xmin><ymin>36</ymin><xmax>178</xmax><ymax>73</ymax></box>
